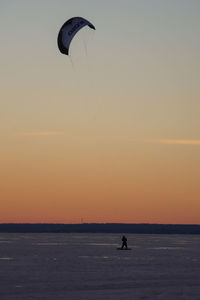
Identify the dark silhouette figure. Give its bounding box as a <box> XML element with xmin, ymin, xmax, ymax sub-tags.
<box><xmin>121</xmin><ymin>235</ymin><xmax>128</xmax><ymax>249</ymax></box>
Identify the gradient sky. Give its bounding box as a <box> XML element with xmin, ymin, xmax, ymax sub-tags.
<box><xmin>1</xmin><ymin>0</ymin><xmax>200</xmax><ymax>224</ymax></box>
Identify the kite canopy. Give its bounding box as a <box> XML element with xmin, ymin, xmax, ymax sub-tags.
<box><xmin>57</xmin><ymin>17</ymin><xmax>95</xmax><ymax>55</ymax></box>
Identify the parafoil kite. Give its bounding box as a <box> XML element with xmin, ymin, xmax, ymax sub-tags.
<box><xmin>57</xmin><ymin>17</ymin><xmax>95</xmax><ymax>55</ymax></box>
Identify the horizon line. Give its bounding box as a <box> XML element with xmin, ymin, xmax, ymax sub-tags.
<box><xmin>0</xmin><ymin>222</ymin><xmax>200</xmax><ymax>226</ymax></box>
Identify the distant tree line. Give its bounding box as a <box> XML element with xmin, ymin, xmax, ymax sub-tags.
<box><xmin>0</xmin><ymin>223</ymin><xmax>200</xmax><ymax>234</ymax></box>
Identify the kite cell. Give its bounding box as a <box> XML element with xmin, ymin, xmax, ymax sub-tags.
<box><xmin>57</xmin><ymin>17</ymin><xmax>95</xmax><ymax>55</ymax></box>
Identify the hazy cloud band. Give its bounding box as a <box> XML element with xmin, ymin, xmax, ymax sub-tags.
<box><xmin>144</xmin><ymin>139</ymin><xmax>200</xmax><ymax>145</ymax></box>
<box><xmin>19</xmin><ymin>131</ymin><xmax>65</xmax><ymax>137</ymax></box>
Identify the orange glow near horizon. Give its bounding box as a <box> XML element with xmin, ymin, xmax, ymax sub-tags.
<box><xmin>1</xmin><ymin>134</ymin><xmax>200</xmax><ymax>224</ymax></box>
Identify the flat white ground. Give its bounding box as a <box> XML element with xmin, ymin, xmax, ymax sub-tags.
<box><xmin>0</xmin><ymin>233</ymin><xmax>200</xmax><ymax>299</ymax></box>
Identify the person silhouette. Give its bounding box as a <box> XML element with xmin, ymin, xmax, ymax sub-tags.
<box><xmin>121</xmin><ymin>235</ymin><xmax>128</xmax><ymax>249</ymax></box>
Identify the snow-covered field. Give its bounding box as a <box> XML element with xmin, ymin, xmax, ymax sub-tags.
<box><xmin>0</xmin><ymin>233</ymin><xmax>200</xmax><ymax>299</ymax></box>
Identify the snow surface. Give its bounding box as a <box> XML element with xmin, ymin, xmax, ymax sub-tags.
<box><xmin>0</xmin><ymin>233</ymin><xmax>200</xmax><ymax>299</ymax></box>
